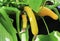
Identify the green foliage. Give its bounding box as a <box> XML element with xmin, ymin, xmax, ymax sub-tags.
<box><xmin>0</xmin><ymin>0</ymin><xmax>60</xmax><ymax>41</ymax></box>
<box><xmin>28</xmin><ymin>0</ymin><xmax>42</xmax><ymax>12</ymax></box>
<box><xmin>0</xmin><ymin>23</ymin><xmax>13</xmax><ymax>41</ymax></box>
<box><xmin>34</xmin><ymin>31</ymin><xmax>60</xmax><ymax>41</ymax></box>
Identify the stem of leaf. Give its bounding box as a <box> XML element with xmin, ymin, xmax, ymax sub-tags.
<box><xmin>43</xmin><ymin>0</ymin><xmax>46</xmax><ymax>6</ymax></box>
<box><xmin>41</xmin><ymin>17</ymin><xmax>49</xmax><ymax>34</ymax></box>
<box><xmin>16</xmin><ymin>11</ymin><xmax>21</xmax><ymax>39</ymax></box>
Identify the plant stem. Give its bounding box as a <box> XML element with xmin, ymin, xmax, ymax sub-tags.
<box><xmin>16</xmin><ymin>11</ymin><xmax>21</xmax><ymax>40</ymax></box>
<box><xmin>16</xmin><ymin>12</ymin><xmax>20</xmax><ymax>33</ymax></box>
<box><xmin>20</xmin><ymin>25</ymin><xmax>29</xmax><ymax>41</ymax></box>
<box><xmin>43</xmin><ymin>0</ymin><xmax>46</xmax><ymax>6</ymax></box>
<box><xmin>41</xmin><ymin>17</ymin><xmax>49</xmax><ymax>34</ymax></box>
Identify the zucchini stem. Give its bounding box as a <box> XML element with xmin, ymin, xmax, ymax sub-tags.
<box><xmin>41</xmin><ymin>17</ymin><xmax>49</xmax><ymax>34</ymax></box>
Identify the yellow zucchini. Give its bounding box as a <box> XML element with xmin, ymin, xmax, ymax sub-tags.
<box><xmin>22</xmin><ymin>14</ymin><xmax>27</xmax><ymax>29</ymax></box>
<box><xmin>24</xmin><ymin>6</ymin><xmax>38</xmax><ymax>36</ymax></box>
<box><xmin>38</xmin><ymin>6</ymin><xmax>58</xmax><ymax>20</ymax></box>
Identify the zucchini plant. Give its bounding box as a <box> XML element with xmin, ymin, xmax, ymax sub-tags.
<box><xmin>0</xmin><ymin>0</ymin><xmax>60</xmax><ymax>41</ymax></box>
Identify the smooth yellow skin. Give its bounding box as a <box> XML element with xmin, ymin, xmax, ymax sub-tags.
<box><xmin>24</xmin><ymin>6</ymin><xmax>38</xmax><ymax>36</ymax></box>
<box><xmin>22</xmin><ymin>14</ymin><xmax>27</xmax><ymax>29</ymax></box>
<box><xmin>38</xmin><ymin>6</ymin><xmax>58</xmax><ymax>20</ymax></box>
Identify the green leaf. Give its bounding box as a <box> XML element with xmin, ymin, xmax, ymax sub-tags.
<box><xmin>0</xmin><ymin>23</ymin><xmax>13</xmax><ymax>41</ymax></box>
<box><xmin>33</xmin><ymin>31</ymin><xmax>60</xmax><ymax>41</ymax></box>
<box><xmin>0</xmin><ymin>8</ymin><xmax>18</xmax><ymax>41</ymax></box>
<box><xmin>28</xmin><ymin>0</ymin><xmax>42</xmax><ymax>13</ymax></box>
<box><xmin>0</xmin><ymin>7</ymin><xmax>20</xmax><ymax>41</ymax></box>
<box><xmin>2</xmin><ymin>6</ymin><xmax>20</xmax><ymax>32</ymax></box>
<box><xmin>0</xmin><ymin>16</ymin><xmax>18</xmax><ymax>41</ymax></box>
<box><xmin>0</xmin><ymin>8</ymin><xmax>17</xmax><ymax>34</ymax></box>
